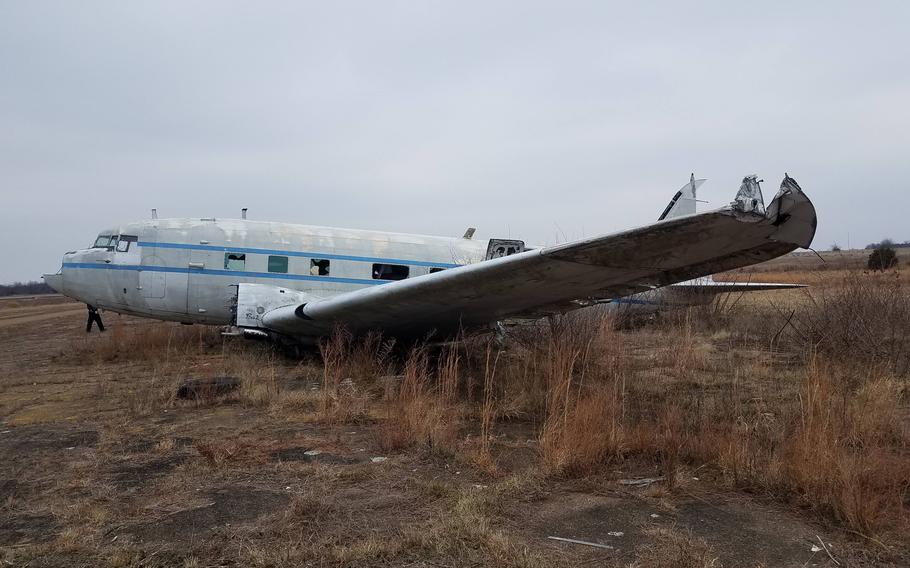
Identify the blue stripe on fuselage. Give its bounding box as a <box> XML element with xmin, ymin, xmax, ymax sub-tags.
<box><xmin>61</xmin><ymin>262</ymin><xmax>388</xmax><ymax>286</ymax></box>
<box><xmin>137</xmin><ymin>241</ymin><xmax>462</xmax><ymax>269</ymax></box>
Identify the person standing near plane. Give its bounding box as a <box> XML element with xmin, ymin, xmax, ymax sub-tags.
<box><xmin>85</xmin><ymin>304</ymin><xmax>104</xmax><ymax>333</ymax></box>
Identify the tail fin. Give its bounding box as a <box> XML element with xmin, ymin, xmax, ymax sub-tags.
<box><xmin>658</xmin><ymin>173</ymin><xmax>706</xmax><ymax>221</ymax></box>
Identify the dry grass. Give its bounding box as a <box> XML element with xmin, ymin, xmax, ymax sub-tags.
<box><xmin>317</xmin><ymin>327</ymin><xmax>392</xmax><ymax>423</ymax></box>
<box><xmin>60</xmin><ymin>319</ymin><xmax>223</xmax><ymax>364</ymax></box>
<box><xmin>377</xmin><ymin>346</ymin><xmax>461</xmax><ymax>454</ymax></box>
<box><xmin>535</xmin><ymin>313</ymin><xmax>629</xmax><ymax>476</ymax></box>
<box><xmin>630</xmin><ymin>526</ymin><xmax>720</xmax><ymax>567</ymax></box>
<box><xmin>20</xmin><ymin>265</ymin><xmax>908</xmax><ymax>565</ymax></box>
<box><xmin>290</xmin><ymin>275</ymin><xmax>908</xmax><ymax>541</ymax></box>
<box><xmin>789</xmin><ymin>271</ymin><xmax>910</xmax><ymax>375</ymax></box>
<box><xmin>48</xmin><ymin>273</ymin><xmax>910</xmax><ymax>547</ymax></box>
<box><xmin>486</xmin><ymin>273</ymin><xmax>908</xmax><ymax>540</ymax></box>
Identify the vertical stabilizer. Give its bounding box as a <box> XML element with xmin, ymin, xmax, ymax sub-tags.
<box><xmin>658</xmin><ymin>173</ymin><xmax>706</xmax><ymax>221</ymax></box>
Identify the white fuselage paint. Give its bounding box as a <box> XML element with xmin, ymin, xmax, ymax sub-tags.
<box><xmin>49</xmin><ymin>218</ymin><xmax>489</xmax><ymax>325</ymax></box>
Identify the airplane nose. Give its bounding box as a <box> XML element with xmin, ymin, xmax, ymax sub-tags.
<box><xmin>43</xmin><ymin>272</ymin><xmax>64</xmax><ymax>294</ymax></box>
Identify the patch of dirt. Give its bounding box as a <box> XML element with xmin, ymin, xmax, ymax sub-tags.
<box><xmin>677</xmin><ymin>498</ymin><xmax>822</xmax><ymax>566</ymax></box>
<box><xmin>271</xmin><ymin>447</ymin><xmax>361</xmax><ymax>464</ymax></box>
<box><xmin>0</xmin><ymin>424</ymin><xmax>98</xmax><ymax>453</ymax></box>
<box><xmin>0</xmin><ymin>305</ymin><xmax>85</xmax><ymax>328</ymax></box>
<box><xmin>528</xmin><ymin>491</ymin><xmax>657</xmax><ymax>557</ymax></box>
<box><xmin>107</xmin><ymin>456</ymin><xmax>190</xmax><ymax>490</ymax></box>
<box><xmin>128</xmin><ymin>486</ymin><xmax>290</xmax><ymax>543</ymax></box>
<box><xmin>0</xmin><ymin>512</ymin><xmax>57</xmax><ymax>546</ymax></box>
<box><xmin>524</xmin><ymin>489</ymin><xmax>833</xmax><ymax>567</ymax></box>
<box><xmin>0</xmin><ymin>478</ymin><xmax>19</xmax><ymax>500</ymax></box>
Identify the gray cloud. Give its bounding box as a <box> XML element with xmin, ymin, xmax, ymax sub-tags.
<box><xmin>2</xmin><ymin>1</ymin><xmax>908</xmax><ymax>282</ymax></box>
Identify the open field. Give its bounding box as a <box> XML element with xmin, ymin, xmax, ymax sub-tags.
<box><xmin>1</xmin><ymin>265</ymin><xmax>908</xmax><ymax>567</ymax></box>
<box><xmin>718</xmin><ymin>249</ymin><xmax>910</xmax><ymax>281</ymax></box>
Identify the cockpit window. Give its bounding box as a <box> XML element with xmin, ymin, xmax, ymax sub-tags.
<box><xmin>116</xmin><ymin>235</ymin><xmax>138</xmax><ymax>252</ymax></box>
<box><xmin>92</xmin><ymin>235</ymin><xmax>115</xmax><ymax>249</ymax></box>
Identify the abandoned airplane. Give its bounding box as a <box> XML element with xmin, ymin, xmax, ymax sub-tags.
<box><xmin>43</xmin><ymin>174</ymin><xmax>816</xmax><ymax>343</ymax></box>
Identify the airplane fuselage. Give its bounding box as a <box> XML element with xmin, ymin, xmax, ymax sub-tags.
<box><xmin>49</xmin><ymin>218</ymin><xmax>489</xmax><ymax>325</ymax></box>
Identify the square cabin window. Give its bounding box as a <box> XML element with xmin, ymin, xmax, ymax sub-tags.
<box><xmin>268</xmin><ymin>255</ymin><xmax>288</xmax><ymax>273</ymax></box>
<box><xmin>224</xmin><ymin>253</ymin><xmax>246</xmax><ymax>270</ymax></box>
<box><xmin>310</xmin><ymin>259</ymin><xmax>330</xmax><ymax>276</ymax></box>
<box><xmin>372</xmin><ymin>263</ymin><xmax>409</xmax><ymax>281</ymax></box>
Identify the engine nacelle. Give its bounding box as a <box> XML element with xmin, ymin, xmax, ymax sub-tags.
<box><xmin>233</xmin><ymin>283</ymin><xmax>315</xmax><ymax>330</ymax></box>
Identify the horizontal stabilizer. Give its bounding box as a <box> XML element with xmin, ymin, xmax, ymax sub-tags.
<box><xmin>670</xmin><ymin>281</ymin><xmax>806</xmax><ymax>293</ymax></box>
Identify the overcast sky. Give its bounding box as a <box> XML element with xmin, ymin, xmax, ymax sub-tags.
<box><xmin>2</xmin><ymin>1</ymin><xmax>908</xmax><ymax>283</ymax></box>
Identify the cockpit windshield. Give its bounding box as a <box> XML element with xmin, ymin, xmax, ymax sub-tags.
<box><xmin>92</xmin><ymin>235</ymin><xmax>115</xmax><ymax>249</ymax></box>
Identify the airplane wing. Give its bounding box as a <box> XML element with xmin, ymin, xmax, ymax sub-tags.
<box><xmin>258</xmin><ymin>175</ymin><xmax>816</xmax><ymax>338</ymax></box>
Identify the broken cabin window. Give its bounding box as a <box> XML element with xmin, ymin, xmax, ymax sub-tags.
<box><xmin>485</xmin><ymin>239</ymin><xmax>526</xmax><ymax>260</ymax></box>
<box><xmin>116</xmin><ymin>235</ymin><xmax>138</xmax><ymax>253</ymax></box>
<box><xmin>372</xmin><ymin>263</ymin><xmax>409</xmax><ymax>281</ymax></box>
<box><xmin>429</xmin><ymin>267</ymin><xmax>446</xmax><ymax>274</ymax></box>
<box><xmin>268</xmin><ymin>255</ymin><xmax>288</xmax><ymax>273</ymax></box>
<box><xmin>310</xmin><ymin>259</ymin><xmax>330</xmax><ymax>276</ymax></box>
<box><xmin>224</xmin><ymin>253</ymin><xmax>246</xmax><ymax>270</ymax></box>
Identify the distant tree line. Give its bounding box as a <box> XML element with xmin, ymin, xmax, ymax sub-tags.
<box><xmin>0</xmin><ymin>280</ymin><xmax>56</xmax><ymax>297</ymax></box>
<box><xmin>865</xmin><ymin>239</ymin><xmax>910</xmax><ymax>249</ymax></box>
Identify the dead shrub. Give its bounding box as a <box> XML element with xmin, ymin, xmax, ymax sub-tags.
<box><xmin>317</xmin><ymin>327</ymin><xmax>392</xmax><ymax>423</ymax></box>
<box><xmin>770</xmin><ymin>355</ymin><xmax>909</xmax><ymax>534</ymax></box>
<box><xmin>788</xmin><ymin>271</ymin><xmax>910</xmax><ymax>376</ymax></box>
<box><xmin>194</xmin><ymin>438</ymin><xmax>273</xmax><ymax>467</ymax></box>
<box><xmin>377</xmin><ymin>346</ymin><xmax>460</xmax><ymax>454</ymax></box>
<box><xmin>541</xmin><ymin>385</ymin><xmax>625</xmax><ymax>476</ymax></box>
<box><xmin>536</xmin><ymin>312</ymin><xmax>629</xmax><ymax>476</ymax></box>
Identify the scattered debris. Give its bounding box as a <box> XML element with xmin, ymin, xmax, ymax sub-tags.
<box><xmin>816</xmin><ymin>536</ymin><xmax>840</xmax><ymax>566</ymax></box>
<box><xmin>176</xmin><ymin>376</ymin><xmax>241</xmax><ymax>399</ymax></box>
<box><xmin>810</xmin><ymin>544</ymin><xmax>822</xmax><ymax>553</ymax></box>
<box><xmin>607</xmin><ymin>531</ymin><xmax>624</xmax><ymax>537</ymax></box>
<box><xmin>650</xmin><ymin>513</ymin><xmax>660</xmax><ymax>518</ymax></box>
<box><xmin>303</xmin><ymin>450</ymin><xmax>322</xmax><ymax>457</ymax></box>
<box><xmin>370</xmin><ymin>457</ymin><xmax>387</xmax><ymax>463</ymax></box>
<box><xmin>618</xmin><ymin>477</ymin><xmax>664</xmax><ymax>487</ymax></box>
<box><xmin>547</xmin><ymin>536</ymin><xmax>614</xmax><ymax>550</ymax></box>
